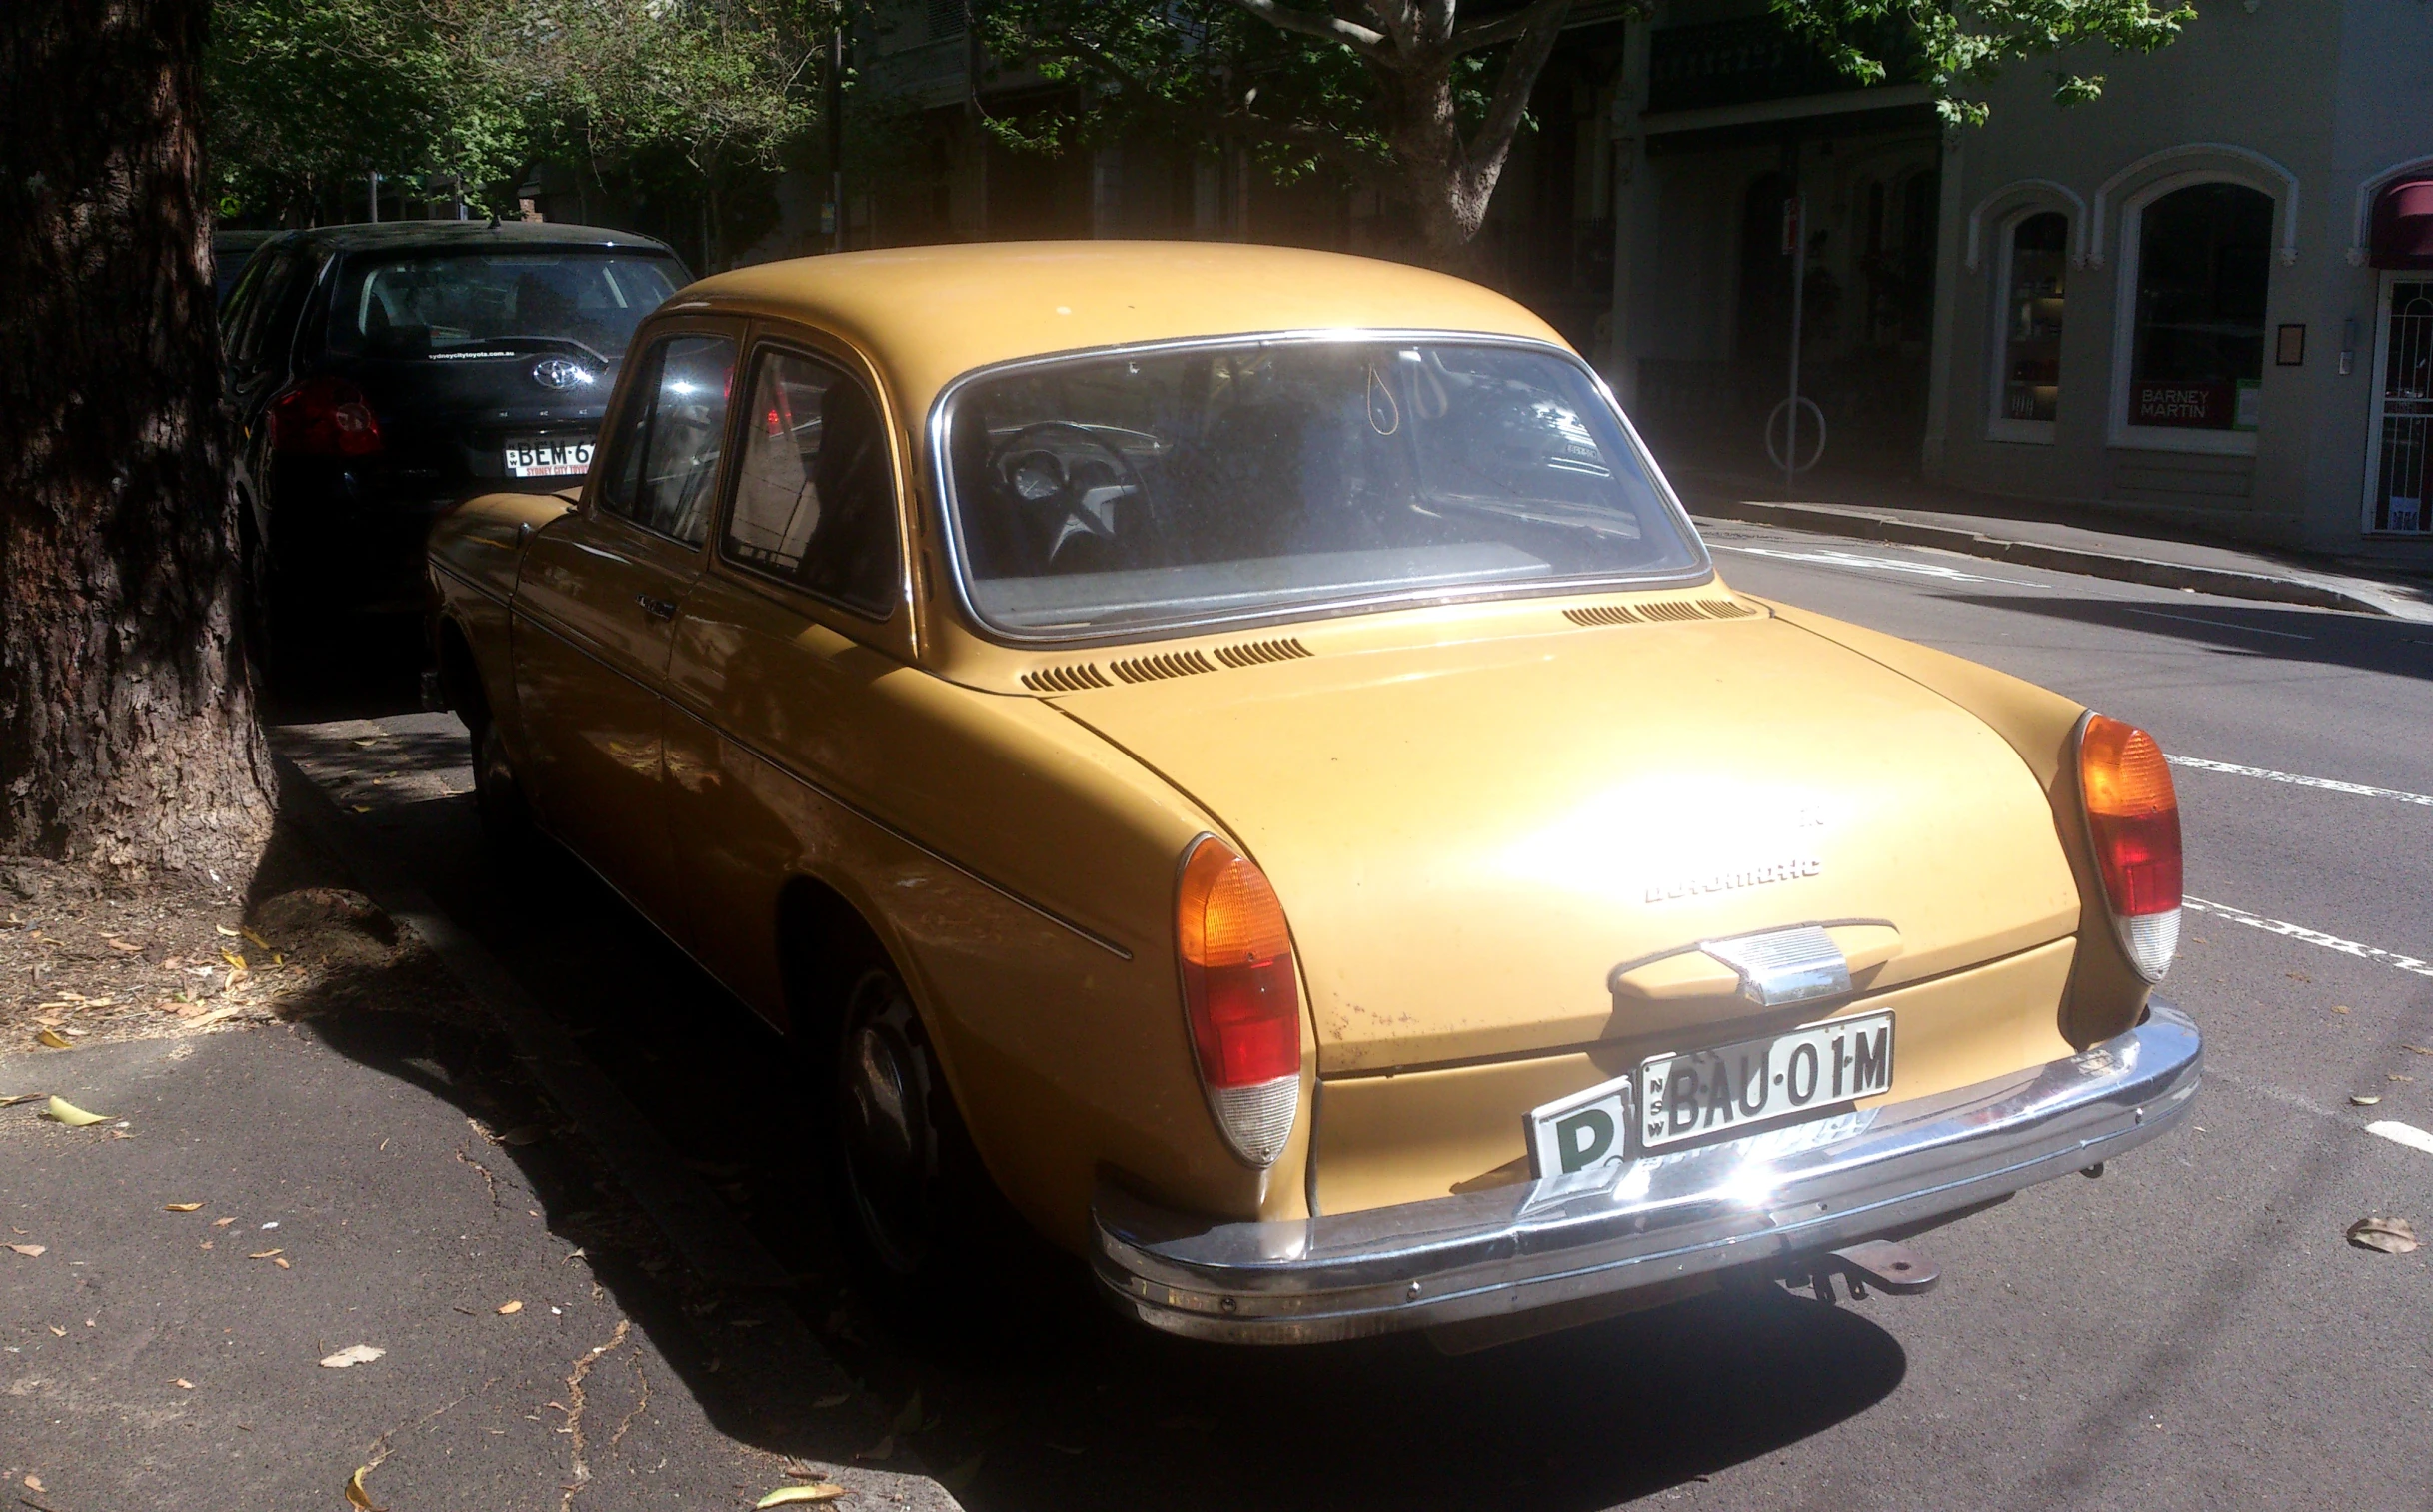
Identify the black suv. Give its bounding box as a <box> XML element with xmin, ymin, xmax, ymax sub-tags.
<box><xmin>220</xmin><ymin>220</ymin><xmax>689</xmax><ymax>660</ymax></box>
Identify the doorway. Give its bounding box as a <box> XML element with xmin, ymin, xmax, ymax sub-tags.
<box><xmin>2363</xmin><ymin>273</ymin><xmax>2433</xmax><ymax>534</ymax></box>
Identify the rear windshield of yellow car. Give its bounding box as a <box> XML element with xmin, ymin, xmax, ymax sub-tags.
<box><xmin>939</xmin><ymin>338</ymin><xmax>1705</xmax><ymax>638</ymax></box>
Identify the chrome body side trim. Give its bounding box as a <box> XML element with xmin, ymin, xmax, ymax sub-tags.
<box><xmin>1091</xmin><ymin>1002</ymin><xmax>2200</xmax><ymax>1344</ymax></box>
<box><xmin>922</xmin><ymin>329</ymin><xmax>1718</xmax><ymax>650</ymax></box>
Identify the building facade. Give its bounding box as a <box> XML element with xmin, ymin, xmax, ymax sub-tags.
<box><xmin>1914</xmin><ymin>0</ymin><xmax>2433</xmax><ymax>559</ymax></box>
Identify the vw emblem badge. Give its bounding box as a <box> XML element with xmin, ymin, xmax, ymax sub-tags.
<box><xmin>531</xmin><ymin>356</ymin><xmax>590</xmax><ymax>391</ymax></box>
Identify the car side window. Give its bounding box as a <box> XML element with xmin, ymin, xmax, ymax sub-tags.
<box><xmin>228</xmin><ymin>246</ymin><xmax>297</xmax><ymax>370</ymax></box>
<box><xmin>722</xmin><ymin>347</ymin><xmax>902</xmax><ymax>619</ymax></box>
<box><xmin>598</xmin><ymin>334</ymin><xmax>735</xmax><ymax>548</ymax></box>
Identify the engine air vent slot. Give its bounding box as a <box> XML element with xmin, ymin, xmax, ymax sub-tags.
<box><xmin>1696</xmin><ymin>596</ymin><xmax>1759</xmax><ymax>619</ymax></box>
<box><xmin>1566</xmin><ymin>596</ymin><xmax>1761</xmax><ymax>629</ymax></box>
<box><xmin>1633</xmin><ymin>599</ymin><xmax>1711</xmax><ymax>623</ymax></box>
<box><xmin>1562</xmin><ymin>605</ymin><xmax>1643</xmax><ymax>628</ymax></box>
<box><xmin>1110</xmin><ymin>649</ymin><xmax>1218</xmax><ymax>685</ymax></box>
<box><xmin>1212</xmin><ymin>637</ymin><xmax>1313</xmax><ymax>668</ymax></box>
<box><xmin>1021</xmin><ymin>662</ymin><xmax>1112</xmax><ymax>693</ymax></box>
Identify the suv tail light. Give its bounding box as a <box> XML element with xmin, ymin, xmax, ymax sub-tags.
<box><xmin>1176</xmin><ymin>835</ymin><xmax>1302</xmax><ymax>1167</ymax></box>
<box><xmin>269</xmin><ymin>377</ymin><xmax>383</xmax><ymax>457</ymax></box>
<box><xmin>2078</xmin><ymin>714</ymin><xmax>2181</xmax><ymax>982</ymax></box>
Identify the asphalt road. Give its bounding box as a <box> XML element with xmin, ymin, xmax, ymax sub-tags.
<box><xmin>269</xmin><ymin>521</ymin><xmax>2433</xmax><ymax>1512</ymax></box>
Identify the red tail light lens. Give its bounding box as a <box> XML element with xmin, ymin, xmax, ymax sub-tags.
<box><xmin>2078</xmin><ymin>715</ymin><xmax>2181</xmax><ymax>981</ymax></box>
<box><xmin>269</xmin><ymin>377</ymin><xmax>383</xmax><ymax>457</ymax></box>
<box><xmin>1177</xmin><ymin>835</ymin><xmax>1301</xmax><ymax>1166</ymax></box>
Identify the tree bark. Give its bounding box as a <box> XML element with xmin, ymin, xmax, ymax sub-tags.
<box><xmin>0</xmin><ymin>0</ymin><xmax>274</xmax><ymax>882</ymax></box>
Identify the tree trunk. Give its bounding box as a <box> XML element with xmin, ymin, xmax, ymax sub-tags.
<box><xmin>0</xmin><ymin>0</ymin><xmax>275</xmax><ymax>882</ymax></box>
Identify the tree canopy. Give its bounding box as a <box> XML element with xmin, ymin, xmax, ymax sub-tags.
<box><xmin>207</xmin><ymin>0</ymin><xmax>833</xmax><ymax>231</ymax></box>
<box><xmin>973</xmin><ymin>0</ymin><xmax>2193</xmax><ymax>266</ymax></box>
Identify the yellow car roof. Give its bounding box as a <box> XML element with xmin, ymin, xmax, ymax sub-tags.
<box><xmin>681</xmin><ymin>240</ymin><xmax>1569</xmax><ymax>419</ymax></box>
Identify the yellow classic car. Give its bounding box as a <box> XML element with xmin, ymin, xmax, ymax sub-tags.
<box><xmin>426</xmin><ymin>241</ymin><xmax>2199</xmax><ymax>1346</ymax></box>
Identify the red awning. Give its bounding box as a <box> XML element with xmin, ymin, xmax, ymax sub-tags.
<box><xmin>2370</xmin><ymin>180</ymin><xmax>2433</xmax><ymax>269</ymax></box>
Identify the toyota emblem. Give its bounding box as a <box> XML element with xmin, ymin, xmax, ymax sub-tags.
<box><xmin>531</xmin><ymin>356</ymin><xmax>592</xmax><ymax>391</ymax></box>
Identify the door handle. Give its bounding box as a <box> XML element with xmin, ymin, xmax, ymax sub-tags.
<box><xmin>635</xmin><ymin>594</ymin><xmax>678</xmax><ymax>621</ymax></box>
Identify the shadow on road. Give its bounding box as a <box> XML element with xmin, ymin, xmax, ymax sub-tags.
<box><xmin>1938</xmin><ymin>594</ymin><xmax>2433</xmax><ymax>683</ymax></box>
<box><xmin>259</xmin><ymin>650</ymin><xmax>1912</xmax><ymax>1509</ymax></box>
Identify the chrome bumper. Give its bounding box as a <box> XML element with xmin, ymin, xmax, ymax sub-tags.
<box><xmin>1092</xmin><ymin>1002</ymin><xmax>2200</xmax><ymax>1344</ymax></box>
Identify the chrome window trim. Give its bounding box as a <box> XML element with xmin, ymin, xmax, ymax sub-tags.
<box><xmin>922</xmin><ymin>329</ymin><xmax>1717</xmax><ymax>650</ymax></box>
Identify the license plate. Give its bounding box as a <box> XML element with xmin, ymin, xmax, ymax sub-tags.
<box><xmin>1639</xmin><ymin>1011</ymin><xmax>1893</xmax><ymax>1151</ymax></box>
<box><xmin>504</xmin><ymin>438</ymin><xmax>593</xmax><ymax>478</ymax></box>
<box><xmin>1523</xmin><ymin>1010</ymin><xmax>1895</xmax><ymax>1179</ymax></box>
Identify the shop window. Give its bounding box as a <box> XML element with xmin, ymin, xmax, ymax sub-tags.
<box><xmin>2124</xmin><ymin>182</ymin><xmax>2273</xmax><ymax>437</ymax></box>
<box><xmin>1992</xmin><ymin>211</ymin><xmax>2068</xmax><ymax>437</ymax></box>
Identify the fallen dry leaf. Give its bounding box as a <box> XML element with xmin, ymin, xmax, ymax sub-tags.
<box><xmin>165</xmin><ymin>1202</ymin><xmax>204</xmax><ymax>1213</ymax></box>
<box><xmin>42</xmin><ymin>1097</ymin><xmax>110</xmax><ymax>1126</ymax></box>
<box><xmin>320</xmin><ymin>1344</ymin><xmax>386</xmax><ymax>1368</ymax></box>
<box><xmin>855</xmin><ymin>1434</ymin><xmax>894</xmax><ymax>1462</ymax></box>
<box><xmin>496</xmin><ymin>1300</ymin><xmax>523</xmax><ymax>1315</ymax></box>
<box><xmin>48</xmin><ymin>1325</ymin><xmax>64</xmax><ymax>1336</ymax></box>
<box><xmin>273</xmin><ymin>1257</ymin><xmax>291</xmax><ymax>1269</ymax></box>
<box><xmin>891</xmin><ymin>1390</ymin><xmax>924</xmax><ymax>1436</ymax></box>
<box><xmin>756</xmin><ymin>1486</ymin><xmax>849</xmax><ymax>1508</ymax></box>
<box><xmin>107</xmin><ymin>938</ymin><xmax>142</xmax><ymax>953</ymax></box>
<box><xmin>249</xmin><ymin>1248</ymin><xmax>283</xmax><ymax>1259</ymax></box>
<box><xmin>0</xmin><ymin>1093</ymin><xmax>42</xmax><ymax>1107</ymax></box>
<box><xmin>2404</xmin><ymin>1045</ymin><xmax>2433</xmax><ymax>1057</ymax></box>
<box><xmin>2351</xmin><ymin>1095</ymin><xmax>2383</xmax><ymax>1106</ymax></box>
<box><xmin>9</xmin><ymin>1244</ymin><xmax>45</xmax><ymax>1258</ymax></box>
<box><xmin>220</xmin><ymin>949</ymin><xmax>248</xmax><ymax>971</ymax></box>
<box><xmin>344</xmin><ymin>1464</ymin><xmax>386</xmax><ymax>1511</ymax></box>
<box><xmin>212</xmin><ymin>1216</ymin><xmax>236</xmax><ymax>1227</ymax></box>
<box><xmin>35</xmin><ymin>1028</ymin><xmax>72</xmax><ymax>1049</ymax></box>
<box><xmin>23</xmin><ymin>1475</ymin><xmax>42</xmax><ymax>1492</ymax></box>
<box><xmin>2331</xmin><ymin>1005</ymin><xmax>2352</xmax><ymax>1015</ymax></box>
<box><xmin>215</xmin><ymin>924</ymin><xmax>240</xmax><ymax>937</ymax></box>
<box><xmin>497</xmin><ymin>1124</ymin><xmax>545</xmax><ymax>1146</ymax></box>
<box><xmin>2347</xmin><ymin>1217</ymin><xmax>2420</xmax><ymax>1255</ymax></box>
<box><xmin>174</xmin><ymin>1378</ymin><xmax>195</xmax><ymax>1389</ymax></box>
<box><xmin>240</xmin><ymin>927</ymin><xmax>272</xmax><ymax>951</ymax></box>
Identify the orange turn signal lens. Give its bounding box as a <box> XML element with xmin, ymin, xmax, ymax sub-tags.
<box><xmin>2078</xmin><ymin>714</ymin><xmax>2181</xmax><ymax>981</ymax></box>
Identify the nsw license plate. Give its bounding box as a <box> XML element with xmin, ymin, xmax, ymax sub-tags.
<box><xmin>1523</xmin><ymin>1010</ymin><xmax>1895</xmax><ymax>1180</ymax></box>
<box><xmin>505</xmin><ymin>437</ymin><xmax>594</xmax><ymax>478</ymax></box>
<box><xmin>1639</xmin><ymin>1011</ymin><xmax>1893</xmax><ymax>1150</ymax></box>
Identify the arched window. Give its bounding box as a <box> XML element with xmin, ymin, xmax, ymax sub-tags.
<box><xmin>1991</xmin><ymin>210</ymin><xmax>2069</xmax><ymax>439</ymax></box>
<box><xmin>2121</xmin><ymin>182</ymin><xmax>2274</xmax><ymax>440</ymax></box>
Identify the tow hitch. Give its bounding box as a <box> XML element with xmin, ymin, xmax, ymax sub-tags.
<box><xmin>1793</xmin><ymin>1238</ymin><xmax>1941</xmax><ymax>1302</ymax></box>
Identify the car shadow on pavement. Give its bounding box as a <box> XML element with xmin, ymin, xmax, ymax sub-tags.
<box><xmin>1937</xmin><ymin>594</ymin><xmax>2433</xmax><ymax>682</ymax></box>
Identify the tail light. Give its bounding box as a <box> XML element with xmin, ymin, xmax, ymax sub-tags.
<box><xmin>1176</xmin><ymin>835</ymin><xmax>1302</xmax><ymax>1167</ymax></box>
<box><xmin>269</xmin><ymin>377</ymin><xmax>383</xmax><ymax>457</ymax></box>
<box><xmin>2078</xmin><ymin>714</ymin><xmax>2181</xmax><ymax>982</ymax></box>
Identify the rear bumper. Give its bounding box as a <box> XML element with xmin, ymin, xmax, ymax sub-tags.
<box><xmin>1092</xmin><ymin>1002</ymin><xmax>2200</xmax><ymax>1344</ymax></box>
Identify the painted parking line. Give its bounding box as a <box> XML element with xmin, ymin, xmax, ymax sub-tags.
<box><xmin>2116</xmin><ymin>605</ymin><xmax>2315</xmax><ymax>641</ymax></box>
<box><xmin>1711</xmin><ymin>543</ymin><xmax>2043</xmax><ymax>587</ymax></box>
<box><xmin>2365</xmin><ymin>1121</ymin><xmax>2433</xmax><ymax>1157</ymax></box>
<box><xmin>2183</xmin><ymin>896</ymin><xmax>2433</xmax><ymax>979</ymax></box>
<box><xmin>2167</xmin><ymin>756</ymin><xmax>2433</xmax><ymax>809</ymax></box>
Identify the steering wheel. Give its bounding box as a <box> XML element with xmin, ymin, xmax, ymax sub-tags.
<box><xmin>992</xmin><ymin>422</ymin><xmax>1151</xmax><ymax>568</ymax></box>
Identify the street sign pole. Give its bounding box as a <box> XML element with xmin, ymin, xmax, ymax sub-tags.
<box><xmin>1784</xmin><ymin>191</ymin><xmax>1805</xmax><ymax>497</ymax></box>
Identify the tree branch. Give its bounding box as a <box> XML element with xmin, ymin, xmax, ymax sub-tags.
<box><xmin>1448</xmin><ymin>0</ymin><xmax>1571</xmax><ymax>56</ymax></box>
<box><xmin>1220</xmin><ymin>0</ymin><xmax>1388</xmax><ymax>60</ymax></box>
<box><xmin>1460</xmin><ymin>0</ymin><xmax>1567</xmax><ymax>177</ymax></box>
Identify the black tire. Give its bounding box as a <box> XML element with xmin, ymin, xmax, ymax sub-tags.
<box><xmin>469</xmin><ymin>713</ymin><xmax>538</xmax><ymax>858</ymax></box>
<box><xmin>814</xmin><ymin>956</ymin><xmax>1030</xmax><ymax>1324</ymax></box>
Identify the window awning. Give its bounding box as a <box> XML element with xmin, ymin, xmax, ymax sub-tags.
<box><xmin>2370</xmin><ymin>180</ymin><xmax>2433</xmax><ymax>269</ymax></box>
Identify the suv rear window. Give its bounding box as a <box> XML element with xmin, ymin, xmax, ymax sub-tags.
<box><xmin>327</xmin><ymin>250</ymin><xmax>684</xmax><ymax>365</ymax></box>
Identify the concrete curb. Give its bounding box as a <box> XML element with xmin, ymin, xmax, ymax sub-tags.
<box><xmin>273</xmin><ymin>752</ymin><xmax>798</xmax><ymax>1291</ymax></box>
<box><xmin>1690</xmin><ymin>497</ymin><xmax>2410</xmax><ymax>618</ymax></box>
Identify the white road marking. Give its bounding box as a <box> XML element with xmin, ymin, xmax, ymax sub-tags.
<box><xmin>2183</xmin><ymin>896</ymin><xmax>2433</xmax><ymax>979</ymax></box>
<box><xmin>2204</xmin><ymin>1066</ymin><xmax>2345</xmax><ymax>1121</ymax></box>
<box><xmin>2167</xmin><ymin>756</ymin><xmax>2433</xmax><ymax>808</ymax></box>
<box><xmin>2365</xmin><ymin>1120</ymin><xmax>2433</xmax><ymax>1157</ymax></box>
<box><xmin>2116</xmin><ymin>605</ymin><xmax>2314</xmax><ymax>640</ymax></box>
<box><xmin>1712</xmin><ymin>543</ymin><xmax>2042</xmax><ymax>587</ymax></box>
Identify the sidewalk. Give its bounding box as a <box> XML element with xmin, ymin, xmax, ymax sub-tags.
<box><xmin>1667</xmin><ymin>464</ymin><xmax>2433</xmax><ymax>623</ymax></box>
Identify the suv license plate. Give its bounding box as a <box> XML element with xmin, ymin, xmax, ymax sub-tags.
<box><xmin>1639</xmin><ymin>1010</ymin><xmax>1893</xmax><ymax>1151</ymax></box>
<box><xmin>505</xmin><ymin>438</ymin><xmax>593</xmax><ymax>478</ymax></box>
